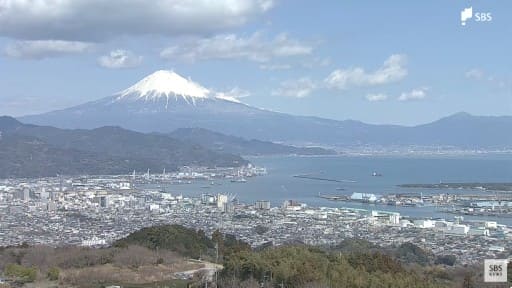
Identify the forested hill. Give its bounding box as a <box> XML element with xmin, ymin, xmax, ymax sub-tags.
<box><xmin>170</xmin><ymin>127</ymin><xmax>337</xmax><ymax>156</ymax></box>
<box><xmin>0</xmin><ymin>116</ymin><xmax>247</xmax><ymax>178</ymax></box>
<box><xmin>0</xmin><ymin>224</ymin><xmax>491</xmax><ymax>287</ymax></box>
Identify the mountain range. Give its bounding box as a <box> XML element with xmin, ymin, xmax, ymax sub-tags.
<box><xmin>17</xmin><ymin>70</ymin><xmax>512</xmax><ymax>149</ymax></box>
<box><xmin>0</xmin><ymin>116</ymin><xmax>247</xmax><ymax>178</ymax></box>
<box><xmin>0</xmin><ymin>116</ymin><xmax>338</xmax><ymax>177</ymax></box>
<box><xmin>0</xmin><ymin>133</ymin><xmax>159</xmax><ymax>178</ymax></box>
<box><xmin>169</xmin><ymin>128</ymin><xmax>336</xmax><ymax>156</ymax></box>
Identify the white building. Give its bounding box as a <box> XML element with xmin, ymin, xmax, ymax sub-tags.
<box><xmin>255</xmin><ymin>200</ymin><xmax>271</xmax><ymax>210</ymax></box>
<box><xmin>371</xmin><ymin>210</ymin><xmax>400</xmax><ymax>225</ymax></box>
<box><xmin>148</xmin><ymin>204</ymin><xmax>160</xmax><ymax>211</ymax></box>
<box><xmin>282</xmin><ymin>200</ymin><xmax>304</xmax><ymax>210</ymax></box>
<box><xmin>350</xmin><ymin>192</ymin><xmax>378</xmax><ymax>203</ymax></box>
<box><xmin>445</xmin><ymin>224</ymin><xmax>470</xmax><ymax>235</ymax></box>
<box><xmin>469</xmin><ymin>227</ymin><xmax>490</xmax><ymax>236</ymax></box>
<box><xmin>413</xmin><ymin>219</ymin><xmax>435</xmax><ymax>228</ymax></box>
<box><xmin>81</xmin><ymin>237</ymin><xmax>106</xmax><ymax>247</ymax></box>
<box><xmin>161</xmin><ymin>193</ymin><xmax>174</xmax><ymax>200</ymax></box>
<box><xmin>400</xmin><ymin>219</ymin><xmax>413</xmax><ymax>227</ymax></box>
<box><xmin>217</xmin><ymin>194</ymin><xmax>228</xmax><ymax>209</ymax></box>
<box><xmin>119</xmin><ymin>182</ymin><xmax>131</xmax><ymax>190</ymax></box>
<box><xmin>434</xmin><ymin>220</ymin><xmax>451</xmax><ymax>229</ymax></box>
<box><xmin>489</xmin><ymin>246</ymin><xmax>505</xmax><ymax>252</ymax></box>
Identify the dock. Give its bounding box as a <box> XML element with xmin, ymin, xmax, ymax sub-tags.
<box><xmin>317</xmin><ymin>193</ymin><xmax>349</xmax><ymax>201</ymax></box>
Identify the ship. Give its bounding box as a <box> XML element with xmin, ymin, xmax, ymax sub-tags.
<box><xmin>230</xmin><ymin>178</ymin><xmax>247</xmax><ymax>183</ymax></box>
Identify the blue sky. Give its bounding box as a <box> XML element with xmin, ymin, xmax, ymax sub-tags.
<box><xmin>0</xmin><ymin>0</ymin><xmax>510</xmax><ymax>125</ymax></box>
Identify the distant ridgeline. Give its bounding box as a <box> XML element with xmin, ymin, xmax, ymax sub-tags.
<box><xmin>0</xmin><ymin>115</ymin><xmax>339</xmax><ymax>178</ymax></box>
<box><xmin>0</xmin><ymin>116</ymin><xmax>247</xmax><ymax>178</ymax></box>
<box><xmin>17</xmin><ymin>70</ymin><xmax>512</xmax><ymax>150</ymax></box>
<box><xmin>169</xmin><ymin>127</ymin><xmax>337</xmax><ymax>156</ymax></box>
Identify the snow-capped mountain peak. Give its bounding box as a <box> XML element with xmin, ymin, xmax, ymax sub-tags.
<box><xmin>116</xmin><ymin>70</ymin><xmax>210</xmax><ymax>104</ymax></box>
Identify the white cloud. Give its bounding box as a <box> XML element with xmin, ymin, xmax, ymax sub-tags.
<box><xmin>4</xmin><ymin>40</ymin><xmax>93</xmax><ymax>59</ymax></box>
<box><xmin>465</xmin><ymin>68</ymin><xmax>511</xmax><ymax>89</ymax></box>
<box><xmin>365</xmin><ymin>93</ymin><xmax>388</xmax><ymax>102</ymax></box>
<box><xmin>98</xmin><ymin>49</ymin><xmax>142</xmax><ymax>69</ymax></box>
<box><xmin>271</xmin><ymin>78</ymin><xmax>316</xmax><ymax>98</ymax></box>
<box><xmin>325</xmin><ymin>54</ymin><xmax>407</xmax><ymax>89</ymax></box>
<box><xmin>214</xmin><ymin>87</ymin><xmax>250</xmax><ymax>103</ymax></box>
<box><xmin>465</xmin><ymin>68</ymin><xmax>484</xmax><ymax>80</ymax></box>
<box><xmin>398</xmin><ymin>87</ymin><xmax>428</xmax><ymax>101</ymax></box>
<box><xmin>0</xmin><ymin>0</ymin><xmax>274</xmax><ymax>41</ymax></box>
<box><xmin>160</xmin><ymin>32</ymin><xmax>313</xmax><ymax>63</ymax></box>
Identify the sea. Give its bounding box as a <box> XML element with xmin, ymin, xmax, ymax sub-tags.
<box><xmin>146</xmin><ymin>154</ymin><xmax>512</xmax><ymax>225</ymax></box>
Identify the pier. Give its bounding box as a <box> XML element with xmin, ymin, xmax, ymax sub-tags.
<box><xmin>317</xmin><ymin>193</ymin><xmax>349</xmax><ymax>201</ymax></box>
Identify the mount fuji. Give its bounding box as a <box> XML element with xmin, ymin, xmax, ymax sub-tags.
<box><xmin>20</xmin><ymin>70</ymin><xmax>355</xmax><ymax>144</ymax></box>
<box><xmin>19</xmin><ymin>70</ymin><xmax>512</xmax><ymax>148</ymax></box>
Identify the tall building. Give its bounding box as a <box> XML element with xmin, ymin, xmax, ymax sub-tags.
<box><xmin>18</xmin><ymin>188</ymin><xmax>30</xmax><ymax>201</ymax></box>
<box><xmin>223</xmin><ymin>202</ymin><xmax>235</xmax><ymax>214</ymax></box>
<box><xmin>255</xmin><ymin>200</ymin><xmax>271</xmax><ymax>210</ymax></box>
<box><xmin>39</xmin><ymin>188</ymin><xmax>49</xmax><ymax>200</ymax></box>
<box><xmin>46</xmin><ymin>202</ymin><xmax>57</xmax><ymax>211</ymax></box>
<box><xmin>99</xmin><ymin>196</ymin><xmax>109</xmax><ymax>208</ymax></box>
<box><xmin>217</xmin><ymin>194</ymin><xmax>228</xmax><ymax>209</ymax></box>
<box><xmin>201</xmin><ymin>194</ymin><xmax>215</xmax><ymax>205</ymax></box>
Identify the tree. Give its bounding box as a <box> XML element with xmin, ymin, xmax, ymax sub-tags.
<box><xmin>191</xmin><ymin>269</ymin><xmax>210</xmax><ymax>287</ymax></box>
<box><xmin>113</xmin><ymin>225</ymin><xmax>214</xmax><ymax>259</ymax></box>
<box><xmin>462</xmin><ymin>272</ymin><xmax>475</xmax><ymax>288</ymax></box>
<box><xmin>47</xmin><ymin>267</ymin><xmax>60</xmax><ymax>281</ymax></box>
<box><xmin>212</xmin><ymin>229</ymin><xmax>225</xmax><ymax>259</ymax></box>
<box><xmin>112</xmin><ymin>245</ymin><xmax>156</xmax><ymax>268</ymax></box>
<box><xmin>4</xmin><ymin>264</ymin><xmax>37</xmax><ymax>283</ymax></box>
<box><xmin>435</xmin><ymin>255</ymin><xmax>456</xmax><ymax>266</ymax></box>
<box><xmin>396</xmin><ymin>242</ymin><xmax>431</xmax><ymax>265</ymax></box>
<box><xmin>254</xmin><ymin>225</ymin><xmax>269</xmax><ymax>235</ymax></box>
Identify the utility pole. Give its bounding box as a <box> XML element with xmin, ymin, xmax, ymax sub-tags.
<box><xmin>215</xmin><ymin>209</ymin><xmax>221</xmax><ymax>288</ymax></box>
<box><xmin>215</xmin><ymin>241</ymin><xmax>219</xmax><ymax>286</ymax></box>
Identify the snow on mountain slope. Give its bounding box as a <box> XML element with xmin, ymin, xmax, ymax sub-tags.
<box><xmin>115</xmin><ymin>70</ymin><xmax>240</xmax><ymax>106</ymax></box>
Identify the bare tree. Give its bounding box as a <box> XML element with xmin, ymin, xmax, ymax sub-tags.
<box><xmin>20</xmin><ymin>246</ymin><xmax>54</xmax><ymax>273</ymax></box>
<box><xmin>113</xmin><ymin>245</ymin><xmax>156</xmax><ymax>268</ymax></box>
